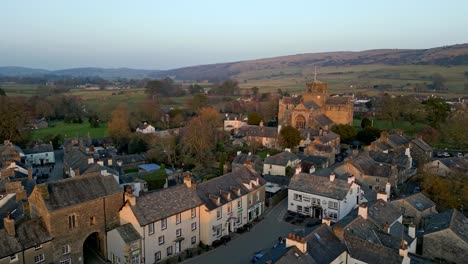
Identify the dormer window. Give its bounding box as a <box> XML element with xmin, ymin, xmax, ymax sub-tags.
<box><xmin>209</xmin><ymin>194</ymin><xmax>221</xmax><ymax>205</ymax></box>
<box><xmin>231</xmin><ymin>186</ymin><xmax>241</xmax><ymax>196</ymax></box>
<box><xmin>243</xmin><ymin>182</ymin><xmax>252</xmax><ymax>190</ymax></box>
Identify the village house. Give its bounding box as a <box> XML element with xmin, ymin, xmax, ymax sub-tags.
<box><xmin>344</xmin><ymin>153</ymin><xmax>399</xmax><ymax>193</ymax></box>
<box><xmin>136</xmin><ymin>122</ymin><xmax>156</xmax><ymax>134</ymax></box>
<box><xmin>300</xmin><ymin>155</ymin><xmax>329</xmax><ymax>173</ymax></box>
<box><xmin>112</xmin><ymin>154</ymin><xmax>146</xmax><ymax>172</ymax></box>
<box><xmin>28</xmin><ymin>118</ymin><xmax>49</xmax><ymax>130</ymax></box>
<box><xmin>27</xmin><ymin>174</ymin><xmax>123</xmax><ymax>263</ymax></box>
<box><xmin>423</xmin><ymin>156</ymin><xmax>468</xmax><ymax>176</ymax></box>
<box><xmin>263</xmin><ymin>150</ymin><xmax>300</xmax><ymax>176</ymax></box>
<box><xmin>288</xmin><ymin>170</ymin><xmax>361</xmax><ymax>222</ymax></box>
<box><xmin>390</xmin><ymin>192</ymin><xmax>437</xmax><ymax>227</ymax></box>
<box><xmin>232</xmin><ymin>151</ymin><xmax>263</xmax><ymax>174</ymax></box>
<box><xmin>23</xmin><ymin>142</ymin><xmax>55</xmax><ymax>166</ymax></box>
<box><xmin>118</xmin><ymin>179</ymin><xmax>203</xmax><ymax>263</ymax></box>
<box><xmin>196</xmin><ymin>165</ymin><xmax>266</xmax><ymax>246</ymax></box>
<box><xmin>0</xmin><ymin>140</ymin><xmax>24</xmax><ymax>168</ymax></box>
<box><xmin>238</xmin><ymin>122</ymin><xmax>279</xmax><ymax>149</ymax></box>
<box><xmin>410</xmin><ymin>137</ymin><xmax>433</xmax><ymax>166</ymax></box>
<box><xmin>223</xmin><ymin>113</ymin><xmax>247</xmax><ymax>132</ymax></box>
<box><xmin>368</xmin><ymin>150</ymin><xmax>412</xmax><ymax>183</ymax></box>
<box><xmin>301</xmin><ymin>128</ymin><xmax>341</xmax><ymax>166</ymax></box>
<box><xmin>63</xmin><ymin>148</ymin><xmax>118</xmax><ymax>178</ymax></box>
<box><xmin>107</xmin><ymin>223</ymin><xmax>142</xmax><ymax>264</ymax></box>
<box><xmin>421</xmin><ymin>209</ymin><xmax>468</xmax><ymax>264</ymax></box>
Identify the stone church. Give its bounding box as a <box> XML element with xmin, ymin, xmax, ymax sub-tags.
<box><xmin>278</xmin><ymin>80</ymin><xmax>353</xmax><ymax>130</ymax></box>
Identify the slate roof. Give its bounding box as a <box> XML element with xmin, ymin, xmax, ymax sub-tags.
<box><xmin>232</xmin><ymin>153</ymin><xmax>262</xmax><ymax>165</ymax></box>
<box><xmin>314</xmin><ymin>114</ymin><xmax>334</xmax><ymax>127</ymax></box>
<box><xmin>304</xmin><ymin>101</ymin><xmax>320</xmax><ymax>110</ymax></box>
<box><xmin>345</xmin><ymin>235</ymin><xmax>403</xmax><ymax>264</ymax></box>
<box><xmin>0</xmin><ymin>217</ymin><xmax>52</xmax><ymax>258</ymax></box>
<box><xmin>423</xmin><ymin>209</ymin><xmax>468</xmax><ymax>242</ymax></box>
<box><xmin>369</xmin><ymin>150</ymin><xmax>409</xmax><ymax>168</ymax></box>
<box><xmin>281</xmin><ymin>97</ymin><xmax>300</xmax><ymax>105</ymax></box>
<box><xmin>438</xmin><ymin>157</ymin><xmax>468</xmax><ymax>174</ymax></box>
<box><xmin>308</xmin><ymin>144</ymin><xmax>333</xmax><ymax>153</ymax></box>
<box><xmin>367</xmin><ymin>199</ymin><xmax>402</xmax><ymax>229</ymax></box>
<box><xmin>289</xmin><ymin>172</ymin><xmax>352</xmax><ymax>200</ymax></box>
<box><xmin>391</xmin><ymin>192</ymin><xmax>436</xmax><ymax>212</ymax></box>
<box><xmin>275</xmin><ymin>246</ymin><xmax>315</xmax><ymax>264</ymax></box>
<box><xmin>23</xmin><ymin>143</ymin><xmax>53</xmax><ymax>154</ymax></box>
<box><xmin>264</xmin><ymin>151</ymin><xmax>299</xmax><ymax>166</ymax></box>
<box><xmin>64</xmin><ymin>148</ymin><xmax>93</xmax><ymax>172</ymax></box>
<box><xmin>301</xmin><ymin>155</ymin><xmax>329</xmax><ymax>165</ymax></box>
<box><xmin>388</xmin><ymin>134</ymin><xmax>409</xmax><ymax>147</ymax></box>
<box><xmin>197</xmin><ymin>165</ymin><xmax>266</xmax><ymax>211</ymax></box>
<box><xmin>326</xmin><ymin>97</ymin><xmax>350</xmax><ymax>105</ymax></box>
<box><xmin>131</xmin><ymin>184</ymin><xmax>202</xmax><ymax>226</ymax></box>
<box><xmin>306</xmin><ymin>224</ymin><xmax>347</xmax><ymax>264</ymax></box>
<box><xmin>239</xmin><ymin>125</ymin><xmax>278</xmax><ymax>138</ymax></box>
<box><xmin>115</xmin><ymin>223</ymin><xmax>142</xmax><ymax>243</ymax></box>
<box><xmin>411</xmin><ymin>138</ymin><xmax>432</xmax><ymax>152</ymax></box>
<box><xmin>38</xmin><ymin>174</ymin><xmax>121</xmax><ymax>211</ymax></box>
<box><xmin>353</xmin><ymin>154</ymin><xmax>393</xmax><ymax>178</ymax></box>
<box><xmin>113</xmin><ymin>154</ymin><xmax>146</xmax><ymax>165</ymax></box>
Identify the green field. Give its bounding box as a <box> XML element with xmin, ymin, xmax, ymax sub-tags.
<box><xmin>352</xmin><ymin>118</ymin><xmax>425</xmax><ymax>136</ymax></box>
<box><xmin>31</xmin><ymin>121</ymin><xmax>108</xmax><ymax>140</ymax></box>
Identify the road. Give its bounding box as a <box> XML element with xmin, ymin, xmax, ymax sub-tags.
<box><xmin>183</xmin><ymin>199</ymin><xmax>296</xmax><ymax>264</ymax></box>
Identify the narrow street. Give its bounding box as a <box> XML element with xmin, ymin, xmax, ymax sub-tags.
<box><xmin>183</xmin><ymin>199</ymin><xmax>296</xmax><ymax>264</ymax></box>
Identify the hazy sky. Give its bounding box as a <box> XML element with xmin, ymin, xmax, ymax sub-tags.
<box><xmin>1</xmin><ymin>0</ymin><xmax>468</xmax><ymax>70</ymax></box>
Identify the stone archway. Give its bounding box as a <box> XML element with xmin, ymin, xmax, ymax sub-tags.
<box><xmin>295</xmin><ymin>114</ymin><xmax>306</xmax><ymax>129</ymax></box>
<box><xmin>83</xmin><ymin>232</ymin><xmax>106</xmax><ymax>263</ymax></box>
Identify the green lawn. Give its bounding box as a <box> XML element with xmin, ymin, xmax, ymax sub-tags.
<box><xmin>352</xmin><ymin>118</ymin><xmax>425</xmax><ymax>136</ymax></box>
<box><xmin>31</xmin><ymin>121</ymin><xmax>108</xmax><ymax>140</ymax></box>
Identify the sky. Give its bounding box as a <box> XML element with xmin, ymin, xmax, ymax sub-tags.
<box><xmin>1</xmin><ymin>0</ymin><xmax>468</xmax><ymax>70</ymax></box>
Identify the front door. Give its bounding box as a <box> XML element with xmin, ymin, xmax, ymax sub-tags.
<box><xmin>175</xmin><ymin>241</ymin><xmax>181</xmax><ymax>254</ymax></box>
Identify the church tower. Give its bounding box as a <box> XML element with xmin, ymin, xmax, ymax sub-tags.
<box><xmin>302</xmin><ymin>80</ymin><xmax>328</xmax><ymax>107</ymax></box>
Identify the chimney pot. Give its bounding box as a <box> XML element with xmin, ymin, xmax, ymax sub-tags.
<box><xmin>329</xmin><ymin>173</ymin><xmax>335</xmax><ymax>182</ymax></box>
<box><xmin>4</xmin><ymin>212</ymin><xmax>16</xmax><ymax>236</ymax></box>
<box><xmin>358</xmin><ymin>203</ymin><xmax>368</xmax><ymax>220</ymax></box>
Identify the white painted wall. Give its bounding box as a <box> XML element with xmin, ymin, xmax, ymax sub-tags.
<box><xmin>107</xmin><ymin>229</ymin><xmax>126</xmax><ymax>264</ymax></box>
<box><xmin>25</xmin><ymin>152</ymin><xmax>55</xmax><ymax>165</ymax></box>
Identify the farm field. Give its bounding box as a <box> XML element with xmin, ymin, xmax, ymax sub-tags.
<box><xmin>352</xmin><ymin>118</ymin><xmax>425</xmax><ymax>136</ymax></box>
<box><xmin>31</xmin><ymin>121</ymin><xmax>108</xmax><ymax>140</ymax></box>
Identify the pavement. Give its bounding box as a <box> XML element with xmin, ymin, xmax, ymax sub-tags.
<box><xmin>183</xmin><ymin>199</ymin><xmax>296</xmax><ymax>264</ymax></box>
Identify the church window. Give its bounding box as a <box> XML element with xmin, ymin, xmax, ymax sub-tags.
<box><xmin>295</xmin><ymin>115</ymin><xmax>306</xmax><ymax>129</ymax></box>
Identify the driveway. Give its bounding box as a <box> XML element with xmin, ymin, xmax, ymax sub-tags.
<box><xmin>183</xmin><ymin>199</ymin><xmax>296</xmax><ymax>264</ymax></box>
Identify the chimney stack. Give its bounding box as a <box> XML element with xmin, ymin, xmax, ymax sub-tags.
<box><xmin>88</xmin><ymin>156</ymin><xmax>94</xmax><ymax>164</ymax></box>
<box><xmin>295</xmin><ymin>165</ymin><xmax>302</xmax><ymax>175</ymax></box>
<box><xmin>329</xmin><ymin>173</ymin><xmax>335</xmax><ymax>182</ymax></box>
<box><xmin>28</xmin><ymin>166</ymin><xmax>33</xmax><ymax>180</ymax></box>
<box><xmin>285</xmin><ymin>233</ymin><xmax>307</xmax><ymax>253</ymax></box>
<box><xmin>385</xmin><ymin>181</ymin><xmax>391</xmax><ymax>200</ymax></box>
<box><xmin>184</xmin><ymin>173</ymin><xmax>192</xmax><ymax>188</ymax></box>
<box><xmin>237</xmin><ymin>151</ymin><xmax>242</xmax><ymax>156</ymax></box>
<box><xmin>322</xmin><ymin>216</ymin><xmax>331</xmax><ymax>226</ymax></box>
<box><xmin>108</xmin><ymin>158</ymin><xmax>113</xmax><ymax>166</ymax></box>
<box><xmin>377</xmin><ymin>191</ymin><xmax>388</xmax><ymax>202</ymax></box>
<box><xmin>4</xmin><ymin>212</ymin><xmax>16</xmax><ymax>236</ymax></box>
<box><xmin>358</xmin><ymin>203</ymin><xmax>368</xmax><ymax>220</ymax></box>
<box><xmin>124</xmin><ymin>186</ymin><xmax>136</xmax><ymax>206</ymax></box>
<box><xmin>399</xmin><ymin>240</ymin><xmax>409</xmax><ymax>258</ymax></box>
<box><xmin>408</xmin><ymin>224</ymin><xmax>416</xmax><ymax>239</ymax></box>
<box><xmin>97</xmin><ymin>159</ymin><xmax>104</xmax><ymax>166</ymax></box>
<box><xmin>347</xmin><ymin>174</ymin><xmax>355</xmax><ymax>184</ymax></box>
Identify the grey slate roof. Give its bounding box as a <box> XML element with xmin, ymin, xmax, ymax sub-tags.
<box><xmin>411</xmin><ymin>138</ymin><xmax>432</xmax><ymax>152</ymax></box>
<box><xmin>197</xmin><ymin>165</ymin><xmax>266</xmax><ymax>211</ymax></box>
<box><xmin>353</xmin><ymin>154</ymin><xmax>393</xmax><ymax>178</ymax></box>
<box><xmin>369</xmin><ymin>150</ymin><xmax>409</xmax><ymax>168</ymax></box>
<box><xmin>367</xmin><ymin>199</ymin><xmax>402</xmax><ymax>229</ymax></box>
<box><xmin>306</xmin><ymin>224</ymin><xmax>347</xmax><ymax>264</ymax></box>
<box><xmin>388</xmin><ymin>134</ymin><xmax>409</xmax><ymax>147</ymax></box>
<box><xmin>64</xmin><ymin>148</ymin><xmax>93</xmax><ymax>172</ymax></box>
<box><xmin>438</xmin><ymin>157</ymin><xmax>468</xmax><ymax>174</ymax></box>
<box><xmin>345</xmin><ymin>235</ymin><xmax>403</xmax><ymax>264</ymax></box>
<box><xmin>264</xmin><ymin>151</ymin><xmax>299</xmax><ymax>166</ymax></box>
<box><xmin>38</xmin><ymin>174</ymin><xmax>121</xmax><ymax>211</ymax></box>
<box><xmin>232</xmin><ymin>153</ymin><xmax>263</xmax><ymax>166</ymax></box>
<box><xmin>0</xmin><ymin>217</ymin><xmax>52</xmax><ymax>258</ymax></box>
<box><xmin>276</xmin><ymin>246</ymin><xmax>316</xmax><ymax>264</ymax></box>
<box><xmin>131</xmin><ymin>184</ymin><xmax>202</xmax><ymax>226</ymax></box>
<box><xmin>23</xmin><ymin>143</ymin><xmax>53</xmax><ymax>154</ymax></box>
<box><xmin>289</xmin><ymin>172</ymin><xmax>352</xmax><ymax>200</ymax></box>
<box><xmin>115</xmin><ymin>223</ymin><xmax>142</xmax><ymax>243</ymax></box>
<box><xmin>304</xmin><ymin>101</ymin><xmax>320</xmax><ymax>110</ymax></box>
<box><xmin>113</xmin><ymin>154</ymin><xmax>146</xmax><ymax>165</ymax></box>
<box><xmin>391</xmin><ymin>192</ymin><xmax>436</xmax><ymax>212</ymax></box>
<box><xmin>239</xmin><ymin>125</ymin><xmax>278</xmax><ymax>138</ymax></box>
<box><xmin>314</xmin><ymin>114</ymin><xmax>334</xmax><ymax>127</ymax></box>
<box><xmin>423</xmin><ymin>209</ymin><xmax>468</xmax><ymax>242</ymax></box>
<box><xmin>326</xmin><ymin>97</ymin><xmax>350</xmax><ymax>105</ymax></box>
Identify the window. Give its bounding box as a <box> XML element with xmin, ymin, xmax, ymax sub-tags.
<box><xmin>303</xmin><ymin>196</ymin><xmax>311</xmax><ymax>202</ymax></box>
<box><xmin>312</xmin><ymin>197</ymin><xmax>320</xmax><ymax>205</ymax></box>
<box><xmin>256</xmin><ymin>191</ymin><xmax>260</xmax><ymax>201</ymax></box>
<box><xmin>191</xmin><ymin>236</ymin><xmax>197</xmax><ymax>244</ymax></box>
<box><xmin>191</xmin><ymin>208</ymin><xmax>196</xmax><ymax>218</ymax></box>
<box><xmin>161</xmin><ymin>218</ymin><xmax>167</xmax><ymax>230</ymax></box>
<box><xmin>60</xmin><ymin>259</ymin><xmax>71</xmax><ymax>264</ymax></box>
<box><xmin>148</xmin><ymin>223</ymin><xmax>155</xmax><ymax>235</ymax></box>
<box><xmin>237</xmin><ymin>200</ymin><xmax>242</xmax><ymax>208</ymax></box>
<box><xmin>10</xmin><ymin>255</ymin><xmax>18</xmax><ymax>262</ymax></box>
<box><xmin>34</xmin><ymin>244</ymin><xmax>43</xmax><ymax>250</ymax></box>
<box><xmin>158</xmin><ymin>235</ymin><xmax>165</xmax><ymax>245</ymax></box>
<box><xmin>294</xmin><ymin>194</ymin><xmax>302</xmax><ymax>202</ymax></box>
<box><xmin>236</xmin><ymin>212</ymin><xmax>242</xmax><ymax>225</ymax></box>
<box><xmin>167</xmin><ymin>246</ymin><xmax>173</xmax><ymax>256</ymax></box>
<box><xmin>176</xmin><ymin>228</ymin><xmax>182</xmax><ymax>237</ymax></box>
<box><xmin>68</xmin><ymin>214</ymin><xmax>76</xmax><ymax>229</ymax></box>
<box><xmin>295</xmin><ymin>115</ymin><xmax>306</xmax><ymax>129</ymax></box>
<box><xmin>368</xmin><ymin>185</ymin><xmax>373</xmax><ymax>190</ymax></box>
<box><xmin>227</xmin><ymin>204</ymin><xmax>232</xmax><ymax>214</ymax></box>
<box><xmin>374</xmin><ymin>186</ymin><xmax>380</xmax><ymax>191</ymax></box>
<box><xmin>217</xmin><ymin>207</ymin><xmax>222</xmax><ymax>220</ymax></box>
<box><xmin>90</xmin><ymin>216</ymin><xmax>96</xmax><ymax>225</ymax></box>
<box><xmin>62</xmin><ymin>245</ymin><xmax>70</xmax><ymax>255</ymax></box>
<box><xmin>304</xmin><ymin>207</ymin><xmax>310</xmax><ymax>215</ymax></box>
<box><xmin>155</xmin><ymin>252</ymin><xmax>161</xmax><ymax>261</ymax></box>
<box><xmin>297</xmin><ymin>205</ymin><xmax>303</xmax><ymax>213</ymax></box>
<box><xmin>191</xmin><ymin>222</ymin><xmax>197</xmax><ymax>230</ymax></box>
<box><xmin>215</xmin><ymin>224</ymin><xmax>222</xmax><ymax>237</ymax></box>
<box><xmin>329</xmin><ymin>212</ymin><xmax>338</xmax><ymax>220</ymax></box>
<box><xmin>249</xmin><ymin>196</ymin><xmax>253</xmax><ymax>205</ymax></box>
<box><xmin>176</xmin><ymin>213</ymin><xmax>181</xmax><ymax>224</ymax></box>
<box><xmin>130</xmin><ymin>254</ymin><xmax>139</xmax><ymax>264</ymax></box>
<box><xmin>34</xmin><ymin>254</ymin><xmax>45</xmax><ymax>263</ymax></box>
<box><xmin>328</xmin><ymin>201</ymin><xmax>338</xmax><ymax>209</ymax></box>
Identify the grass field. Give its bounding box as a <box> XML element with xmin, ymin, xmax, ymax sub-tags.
<box><xmin>31</xmin><ymin>121</ymin><xmax>108</xmax><ymax>140</ymax></box>
<box><xmin>352</xmin><ymin>118</ymin><xmax>425</xmax><ymax>136</ymax></box>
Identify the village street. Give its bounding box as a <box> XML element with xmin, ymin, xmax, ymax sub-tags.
<box><xmin>183</xmin><ymin>199</ymin><xmax>296</xmax><ymax>264</ymax></box>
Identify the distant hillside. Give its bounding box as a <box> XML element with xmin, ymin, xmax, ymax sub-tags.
<box><xmin>0</xmin><ymin>67</ymin><xmax>159</xmax><ymax>80</ymax></box>
<box><xmin>157</xmin><ymin>44</ymin><xmax>468</xmax><ymax>81</ymax></box>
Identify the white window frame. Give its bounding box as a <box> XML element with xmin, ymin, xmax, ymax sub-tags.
<box><xmin>167</xmin><ymin>246</ymin><xmax>173</xmax><ymax>256</ymax></box>
<box><xmin>191</xmin><ymin>236</ymin><xmax>197</xmax><ymax>244</ymax></box>
<box><xmin>34</xmin><ymin>254</ymin><xmax>45</xmax><ymax>263</ymax></box>
<box><xmin>161</xmin><ymin>218</ymin><xmax>167</xmax><ymax>230</ymax></box>
<box><xmin>328</xmin><ymin>201</ymin><xmax>338</xmax><ymax>210</ymax></box>
<box><xmin>10</xmin><ymin>254</ymin><xmax>18</xmax><ymax>262</ymax></box>
<box><xmin>191</xmin><ymin>208</ymin><xmax>196</xmax><ymax>218</ymax></box>
<box><xmin>148</xmin><ymin>223</ymin><xmax>155</xmax><ymax>235</ymax></box>
<box><xmin>176</xmin><ymin>228</ymin><xmax>182</xmax><ymax>237</ymax></box>
<box><xmin>158</xmin><ymin>235</ymin><xmax>165</xmax><ymax>245</ymax></box>
<box><xmin>62</xmin><ymin>245</ymin><xmax>70</xmax><ymax>255</ymax></box>
<box><xmin>227</xmin><ymin>204</ymin><xmax>232</xmax><ymax>214</ymax></box>
<box><xmin>191</xmin><ymin>222</ymin><xmax>197</xmax><ymax>231</ymax></box>
<box><xmin>237</xmin><ymin>200</ymin><xmax>242</xmax><ymax>208</ymax></box>
<box><xmin>297</xmin><ymin>205</ymin><xmax>303</xmax><ymax>213</ymax></box>
<box><xmin>176</xmin><ymin>213</ymin><xmax>181</xmax><ymax>224</ymax></box>
<box><xmin>256</xmin><ymin>191</ymin><xmax>260</xmax><ymax>201</ymax></box>
<box><xmin>155</xmin><ymin>251</ymin><xmax>161</xmax><ymax>261</ymax></box>
<box><xmin>34</xmin><ymin>244</ymin><xmax>43</xmax><ymax>250</ymax></box>
<box><xmin>60</xmin><ymin>259</ymin><xmax>71</xmax><ymax>264</ymax></box>
<box><xmin>216</xmin><ymin>207</ymin><xmax>222</xmax><ymax>220</ymax></box>
<box><xmin>294</xmin><ymin>194</ymin><xmax>302</xmax><ymax>202</ymax></box>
